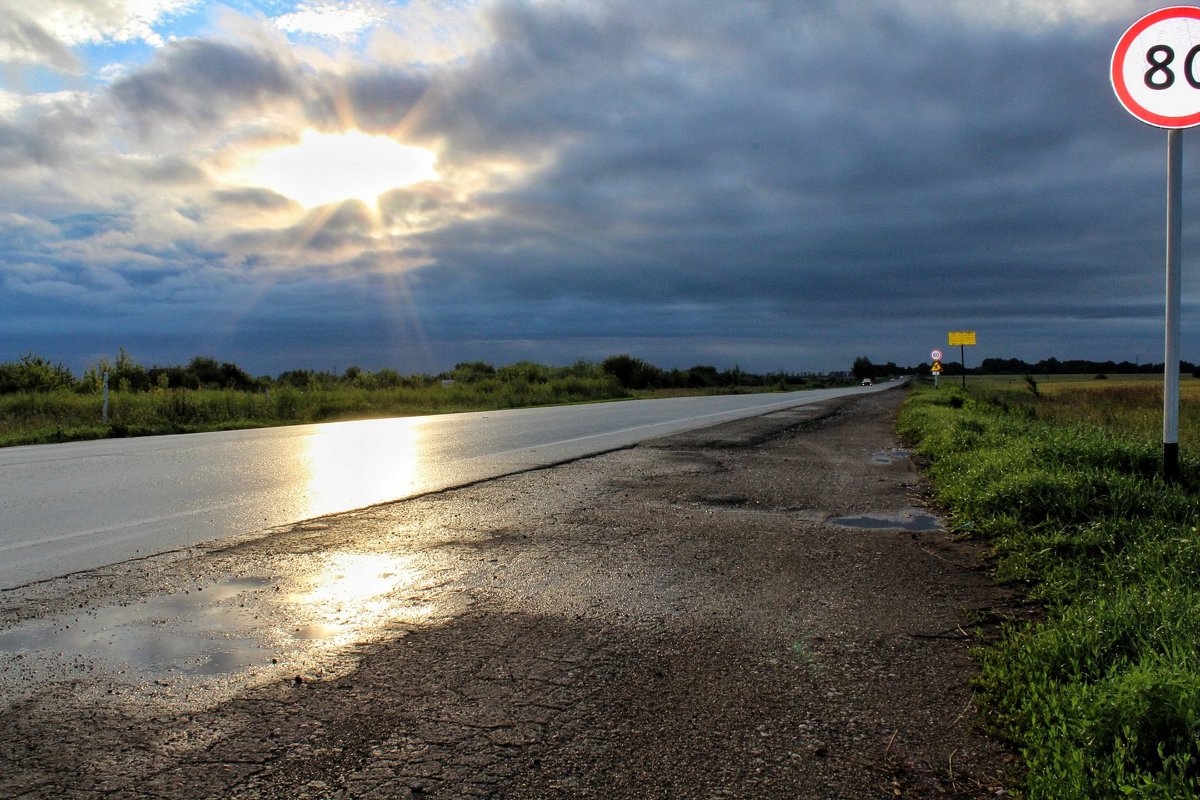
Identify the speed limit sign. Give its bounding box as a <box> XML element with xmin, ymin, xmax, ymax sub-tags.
<box><xmin>1112</xmin><ymin>6</ymin><xmax>1200</xmax><ymax>128</ymax></box>
<box><xmin>1112</xmin><ymin>7</ymin><xmax>1195</xmax><ymax>480</ymax></box>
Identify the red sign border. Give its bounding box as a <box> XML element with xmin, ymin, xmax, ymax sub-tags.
<box><xmin>1112</xmin><ymin>5</ymin><xmax>1200</xmax><ymax>129</ymax></box>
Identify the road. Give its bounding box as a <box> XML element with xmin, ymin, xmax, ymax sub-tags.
<box><xmin>0</xmin><ymin>384</ymin><xmax>1012</xmax><ymax>799</ymax></box>
<box><xmin>0</xmin><ymin>383</ymin><xmax>889</xmax><ymax>589</ymax></box>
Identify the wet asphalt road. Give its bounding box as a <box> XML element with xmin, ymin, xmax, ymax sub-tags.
<box><xmin>0</xmin><ymin>385</ymin><xmax>887</xmax><ymax>589</ymax></box>
<box><xmin>0</xmin><ymin>389</ymin><xmax>1014</xmax><ymax>799</ymax></box>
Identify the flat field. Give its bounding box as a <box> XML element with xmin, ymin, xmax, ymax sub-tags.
<box><xmin>938</xmin><ymin>374</ymin><xmax>1200</xmax><ymax>447</ymax></box>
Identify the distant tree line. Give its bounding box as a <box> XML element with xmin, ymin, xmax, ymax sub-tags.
<box><xmin>850</xmin><ymin>357</ymin><xmax>908</xmax><ymax>381</ymax></box>
<box><xmin>0</xmin><ymin>350</ymin><xmax>836</xmax><ymax>396</ymax></box>
<box><xmin>975</xmin><ymin>357</ymin><xmax>1197</xmax><ymax>376</ymax></box>
<box><xmin>921</xmin><ymin>357</ymin><xmax>1199</xmax><ymax>377</ymax></box>
<box><xmin>855</xmin><ymin>356</ymin><xmax>1200</xmax><ymax>379</ymax></box>
<box><xmin>596</xmin><ymin>354</ymin><xmax>819</xmax><ymax>390</ymax></box>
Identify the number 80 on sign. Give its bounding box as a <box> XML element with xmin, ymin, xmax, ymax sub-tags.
<box><xmin>1112</xmin><ymin>6</ymin><xmax>1200</xmax><ymax>128</ymax></box>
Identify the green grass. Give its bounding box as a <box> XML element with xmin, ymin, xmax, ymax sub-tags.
<box><xmin>898</xmin><ymin>384</ymin><xmax>1200</xmax><ymax>798</ymax></box>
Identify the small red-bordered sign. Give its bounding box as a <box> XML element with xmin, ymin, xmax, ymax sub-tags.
<box><xmin>1112</xmin><ymin>6</ymin><xmax>1200</xmax><ymax>128</ymax></box>
<box><xmin>930</xmin><ymin>349</ymin><xmax>943</xmax><ymax>361</ymax></box>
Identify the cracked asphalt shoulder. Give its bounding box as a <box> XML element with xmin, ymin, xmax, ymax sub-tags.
<box><xmin>0</xmin><ymin>389</ymin><xmax>1016</xmax><ymax>799</ymax></box>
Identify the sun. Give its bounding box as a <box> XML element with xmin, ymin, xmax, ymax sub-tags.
<box><xmin>243</xmin><ymin>129</ymin><xmax>438</xmax><ymax>208</ymax></box>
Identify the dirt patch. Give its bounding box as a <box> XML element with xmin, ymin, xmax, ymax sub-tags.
<box><xmin>0</xmin><ymin>390</ymin><xmax>1015</xmax><ymax>798</ymax></box>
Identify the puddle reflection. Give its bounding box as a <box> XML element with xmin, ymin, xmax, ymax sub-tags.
<box><xmin>287</xmin><ymin>552</ymin><xmax>430</xmax><ymax>645</ymax></box>
<box><xmin>301</xmin><ymin>417</ymin><xmax>424</xmax><ymax>519</ymax></box>
<box><xmin>870</xmin><ymin>448</ymin><xmax>912</xmax><ymax>465</ymax></box>
<box><xmin>830</xmin><ymin>512</ymin><xmax>943</xmax><ymax>532</ymax></box>
<box><xmin>0</xmin><ymin>578</ymin><xmax>275</xmax><ymax>677</ymax></box>
<box><xmin>0</xmin><ymin>418</ymin><xmax>442</xmax><ymax>695</ymax></box>
<box><xmin>0</xmin><ymin>552</ymin><xmax>433</xmax><ymax>689</ymax></box>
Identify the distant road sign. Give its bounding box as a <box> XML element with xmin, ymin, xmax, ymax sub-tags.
<box><xmin>931</xmin><ymin>361</ymin><xmax>943</xmax><ymax>374</ymax></box>
<box><xmin>930</xmin><ymin>349</ymin><xmax>943</xmax><ymax>361</ymax></box>
<box><xmin>1112</xmin><ymin>6</ymin><xmax>1200</xmax><ymax>128</ymax></box>
<box><xmin>947</xmin><ymin>331</ymin><xmax>976</xmax><ymax>346</ymax></box>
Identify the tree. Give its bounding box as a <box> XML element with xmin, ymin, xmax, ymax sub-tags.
<box><xmin>449</xmin><ymin>361</ymin><xmax>497</xmax><ymax>383</ymax></box>
<box><xmin>601</xmin><ymin>354</ymin><xmax>662</xmax><ymax>390</ymax></box>
<box><xmin>82</xmin><ymin>348</ymin><xmax>148</xmax><ymax>392</ymax></box>
<box><xmin>685</xmin><ymin>365</ymin><xmax>719</xmax><ymax>388</ymax></box>
<box><xmin>0</xmin><ymin>353</ymin><xmax>75</xmax><ymax>393</ymax></box>
<box><xmin>852</xmin><ymin>356</ymin><xmax>875</xmax><ymax>381</ymax></box>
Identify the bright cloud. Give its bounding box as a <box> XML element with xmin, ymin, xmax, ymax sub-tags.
<box><xmin>0</xmin><ymin>0</ymin><xmax>196</xmax><ymax>57</ymax></box>
<box><xmin>273</xmin><ymin>1</ymin><xmax>382</xmax><ymax>42</ymax></box>
<box><xmin>365</xmin><ymin>0</ymin><xmax>488</xmax><ymax>65</ymax></box>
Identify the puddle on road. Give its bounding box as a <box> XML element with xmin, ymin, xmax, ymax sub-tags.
<box><xmin>0</xmin><ymin>577</ymin><xmax>275</xmax><ymax>676</ymax></box>
<box><xmin>870</xmin><ymin>448</ymin><xmax>911</xmax><ymax>465</ymax></box>
<box><xmin>0</xmin><ymin>551</ymin><xmax>437</xmax><ymax>693</ymax></box>
<box><xmin>829</xmin><ymin>511</ymin><xmax>943</xmax><ymax>532</ymax></box>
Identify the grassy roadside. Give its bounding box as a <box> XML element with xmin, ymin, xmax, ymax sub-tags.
<box><xmin>0</xmin><ymin>379</ymin><xmax>842</xmax><ymax>448</ymax></box>
<box><xmin>0</xmin><ymin>380</ymin><xmax>627</xmax><ymax>447</ymax></box>
<box><xmin>897</xmin><ymin>384</ymin><xmax>1200</xmax><ymax>799</ymax></box>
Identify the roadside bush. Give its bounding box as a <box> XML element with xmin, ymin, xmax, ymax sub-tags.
<box><xmin>0</xmin><ymin>354</ymin><xmax>76</xmax><ymax>393</ymax></box>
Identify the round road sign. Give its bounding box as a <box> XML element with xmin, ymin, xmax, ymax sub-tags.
<box><xmin>930</xmin><ymin>349</ymin><xmax>943</xmax><ymax>361</ymax></box>
<box><xmin>1112</xmin><ymin>6</ymin><xmax>1200</xmax><ymax>128</ymax></box>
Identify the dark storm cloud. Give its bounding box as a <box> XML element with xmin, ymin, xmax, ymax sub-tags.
<box><xmin>384</xmin><ymin>0</ymin><xmax>1181</xmax><ymax>367</ymax></box>
<box><xmin>0</xmin><ymin>119</ymin><xmax>63</xmax><ymax>167</ymax></box>
<box><xmin>306</xmin><ymin>67</ymin><xmax>433</xmax><ymax>133</ymax></box>
<box><xmin>211</xmin><ymin>187</ymin><xmax>299</xmax><ymax>211</ymax></box>
<box><xmin>0</xmin><ymin>96</ymin><xmax>99</xmax><ymax>169</ymax></box>
<box><xmin>111</xmin><ymin>38</ymin><xmax>300</xmax><ymax>131</ymax></box>
<box><xmin>124</xmin><ymin>155</ymin><xmax>207</xmax><ymax>185</ymax></box>
<box><xmin>0</xmin><ymin>1</ymin><xmax>1187</xmax><ymax>375</ymax></box>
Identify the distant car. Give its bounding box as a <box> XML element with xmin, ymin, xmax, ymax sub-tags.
<box><xmin>861</xmin><ymin>378</ymin><xmax>873</xmax><ymax>386</ymax></box>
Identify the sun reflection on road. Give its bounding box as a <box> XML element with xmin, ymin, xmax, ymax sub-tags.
<box><xmin>301</xmin><ymin>417</ymin><xmax>424</xmax><ymax>519</ymax></box>
<box><xmin>288</xmin><ymin>551</ymin><xmax>431</xmax><ymax>645</ymax></box>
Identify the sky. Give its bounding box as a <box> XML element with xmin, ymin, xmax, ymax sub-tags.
<box><xmin>0</xmin><ymin>0</ymin><xmax>1195</xmax><ymax>376</ymax></box>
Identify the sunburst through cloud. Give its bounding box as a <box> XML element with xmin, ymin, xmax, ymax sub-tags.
<box><xmin>240</xmin><ymin>129</ymin><xmax>439</xmax><ymax>208</ymax></box>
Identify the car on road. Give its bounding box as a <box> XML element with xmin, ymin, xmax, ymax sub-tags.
<box><xmin>861</xmin><ymin>378</ymin><xmax>873</xmax><ymax>386</ymax></box>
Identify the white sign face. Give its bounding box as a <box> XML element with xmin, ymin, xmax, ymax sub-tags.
<box><xmin>930</xmin><ymin>349</ymin><xmax>943</xmax><ymax>361</ymax></box>
<box><xmin>1112</xmin><ymin>6</ymin><xmax>1200</xmax><ymax>128</ymax></box>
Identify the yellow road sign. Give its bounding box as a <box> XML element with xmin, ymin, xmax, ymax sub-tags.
<box><xmin>931</xmin><ymin>361</ymin><xmax>943</xmax><ymax>374</ymax></box>
<box><xmin>948</xmin><ymin>331</ymin><xmax>976</xmax><ymax>346</ymax></box>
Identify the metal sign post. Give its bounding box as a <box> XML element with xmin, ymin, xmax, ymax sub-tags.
<box><xmin>1112</xmin><ymin>6</ymin><xmax>1200</xmax><ymax>480</ymax></box>
<box><xmin>947</xmin><ymin>332</ymin><xmax>976</xmax><ymax>389</ymax></box>
<box><xmin>1165</xmin><ymin>127</ymin><xmax>1182</xmax><ymax>480</ymax></box>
